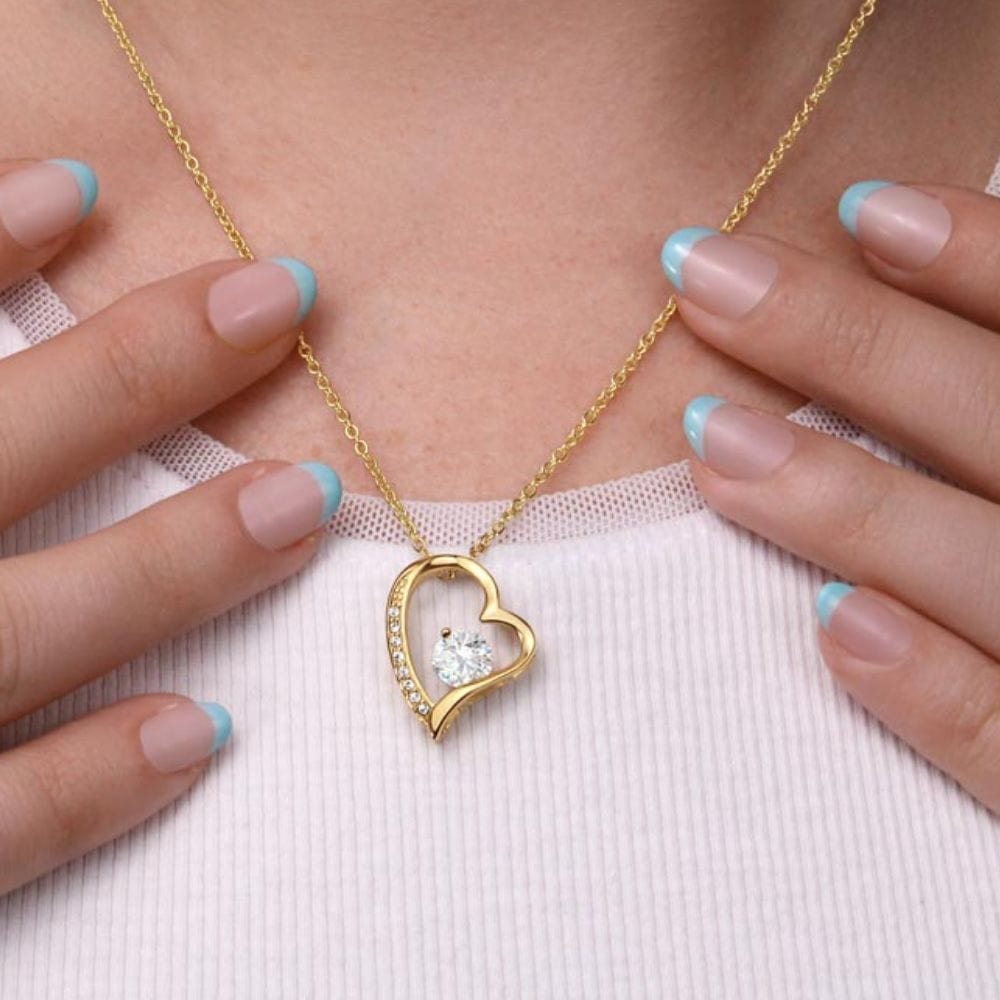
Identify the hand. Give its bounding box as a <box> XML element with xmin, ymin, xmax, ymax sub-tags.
<box><xmin>0</xmin><ymin>158</ymin><xmax>342</xmax><ymax>894</ymax></box>
<box><xmin>661</xmin><ymin>180</ymin><xmax>1000</xmax><ymax>813</ymax></box>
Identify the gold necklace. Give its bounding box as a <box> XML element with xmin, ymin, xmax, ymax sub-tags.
<box><xmin>95</xmin><ymin>0</ymin><xmax>878</xmax><ymax>740</ymax></box>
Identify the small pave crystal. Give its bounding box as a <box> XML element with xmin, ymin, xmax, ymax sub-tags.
<box><xmin>388</xmin><ymin>607</ymin><xmax>400</xmax><ymax>619</ymax></box>
<box><xmin>432</xmin><ymin>629</ymin><xmax>493</xmax><ymax>688</ymax></box>
<box><xmin>417</xmin><ymin>702</ymin><xmax>430</xmax><ymax>716</ymax></box>
<box><xmin>408</xmin><ymin>691</ymin><xmax>420</xmax><ymax>704</ymax></box>
<box><xmin>390</xmin><ymin>635</ymin><xmax>402</xmax><ymax>648</ymax></box>
<box><xmin>392</xmin><ymin>651</ymin><xmax>405</xmax><ymax>664</ymax></box>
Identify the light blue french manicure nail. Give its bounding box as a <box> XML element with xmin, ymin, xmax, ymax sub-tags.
<box><xmin>815</xmin><ymin>581</ymin><xmax>855</xmax><ymax>629</ymax></box>
<box><xmin>837</xmin><ymin>180</ymin><xmax>892</xmax><ymax>238</ymax></box>
<box><xmin>45</xmin><ymin>158</ymin><xmax>99</xmax><ymax>221</ymax></box>
<box><xmin>682</xmin><ymin>394</ymin><xmax>727</xmax><ymax>460</ymax></box>
<box><xmin>660</xmin><ymin>226</ymin><xmax>719</xmax><ymax>292</ymax></box>
<box><xmin>268</xmin><ymin>255</ymin><xmax>318</xmax><ymax>325</ymax></box>
<box><xmin>196</xmin><ymin>701</ymin><xmax>233</xmax><ymax>754</ymax></box>
<box><xmin>297</xmin><ymin>460</ymin><xmax>343</xmax><ymax>521</ymax></box>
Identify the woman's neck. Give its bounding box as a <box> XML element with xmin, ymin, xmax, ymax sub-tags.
<box><xmin>139</xmin><ymin>0</ymin><xmax>801</xmax><ymax>65</ymax></box>
<box><xmin>131</xmin><ymin>0</ymin><xmax>831</xmax><ymax>137</ymax></box>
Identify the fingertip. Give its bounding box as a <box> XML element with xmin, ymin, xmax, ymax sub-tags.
<box><xmin>811</xmin><ymin>582</ymin><xmax>914</xmax><ymax>669</ymax></box>
<box><xmin>267</xmin><ymin>256</ymin><xmax>318</xmax><ymax>325</ymax></box>
<box><xmin>837</xmin><ymin>180</ymin><xmax>892</xmax><ymax>238</ymax></box>
<box><xmin>195</xmin><ymin>701</ymin><xmax>233</xmax><ymax>754</ymax></box>
<box><xmin>45</xmin><ymin>158</ymin><xmax>100</xmax><ymax>221</ymax></box>
<box><xmin>836</xmin><ymin>180</ymin><xmax>952</xmax><ymax>270</ymax></box>
<box><xmin>139</xmin><ymin>699</ymin><xmax>234</xmax><ymax>774</ymax></box>
<box><xmin>660</xmin><ymin>226</ymin><xmax>719</xmax><ymax>292</ymax></box>
<box><xmin>206</xmin><ymin>255</ymin><xmax>318</xmax><ymax>353</ymax></box>
<box><xmin>680</xmin><ymin>396</ymin><xmax>796</xmax><ymax>481</ymax></box>
<box><xmin>236</xmin><ymin>460</ymin><xmax>342</xmax><ymax>551</ymax></box>
<box><xmin>0</xmin><ymin>158</ymin><xmax>99</xmax><ymax>253</ymax></box>
<box><xmin>297</xmin><ymin>461</ymin><xmax>343</xmax><ymax>521</ymax></box>
<box><xmin>682</xmin><ymin>394</ymin><xmax>727</xmax><ymax>460</ymax></box>
<box><xmin>815</xmin><ymin>580</ymin><xmax>855</xmax><ymax>629</ymax></box>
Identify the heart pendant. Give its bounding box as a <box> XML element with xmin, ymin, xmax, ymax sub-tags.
<box><xmin>385</xmin><ymin>554</ymin><xmax>536</xmax><ymax>741</ymax></box>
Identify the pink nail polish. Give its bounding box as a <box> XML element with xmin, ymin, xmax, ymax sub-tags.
<box><xmin>684</xmin><ymin>395</ymin><xmax>796</xmax><ymax>479</ymax></box>
<box><xmin>816</xmin><ymin>583</ymin><xmax>914</xmax><ymax>666</ymax></box>
<box><xmin>840</xmin><ymin>182</ymin><xmax>952</xmax><ymax>270</ymax></box>
<box><xmin>0</xmin><ymin>159</ymin><xmax>99</xmax><ymax>250</ymax></box>
<box><xmin>206</xmin><ymin>256</ymin><xmax>317</xmax><ymax>351</ymax></box>
<box><xmin>139</xmin><ymin>701</ymin><xmax>232</xmax><ymax>773</ymax></box>
<box><xmin>237</xmin><ymin>461</ymin><xmax>343</xmax><ymax>551</ymax></box>
<box><xmin>662</xmin><ymin>228</ymin><xmax>779</xmax><ymax>319</ymax></box>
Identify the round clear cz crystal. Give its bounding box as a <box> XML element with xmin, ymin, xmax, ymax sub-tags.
<box><xmin>432</xmin><ymin>629</ymin><xmax>493</xmax><ymax>688</ymax></box>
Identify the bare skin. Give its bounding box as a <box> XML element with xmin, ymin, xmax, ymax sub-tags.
<box><xmin>2</xmin><ymin>0</ymin><xmax>1000</xmax><ymax>898</ymax></box>
<box><xmin>4</xmin><ymin>0</ymin><xmax>999</xmax><ymax>500</ymax></box>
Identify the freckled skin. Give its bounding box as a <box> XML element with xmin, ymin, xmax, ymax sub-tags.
<box><xmin>4</xmin><ymin>0</ymin><xmax>1000</xmax><ymax>500</ymax></box>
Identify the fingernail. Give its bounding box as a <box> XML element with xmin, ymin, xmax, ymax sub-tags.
<box><xmin>0</xmin><ymin>158</ymin><xmax>99</xmax><ymax>250</ymax></box>
<box><xmin>816</xmin><ymin>582</ymin><xmax>914</xmax><ymax>666</ymax></box>
<box><xmin>139</xmin><ymin>700</ymin><xmax>233</xmax><ymax>773</ymax></box>
<box><xmin>237</xmin><ymin>460</ymin><xmax>342</xmax><ymax>550</ymax></box>
<box><xmin>207</xmin><ymin>255</ymin><xmax>318</xmax><ymax>351</ymax></box>
<box><xmin>683</xmin><ymin>395</ymin><xmax>796</xmax><ymax>479</ymax></box>
<box><xmin>660</xmin><ymin>227</ymin><xmax>779</xmax><ymax>319</ymax></box>
<box><xmin>838</xmin><ymin>181</ymin><xmax>952</xmax><ymax>270</ymax></box>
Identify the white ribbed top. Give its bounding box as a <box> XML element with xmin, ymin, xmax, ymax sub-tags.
<box><xmin>0</xmin><ymin>160</ymin><xmax>998</xmax><ymax>999</ymax></box>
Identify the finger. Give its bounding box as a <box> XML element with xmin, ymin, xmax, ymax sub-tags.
<box><xmin>0</xmin><ymin>158</ymin><xmax>99</xmax><ymax>289</ymax></box>
<box><xmin>0</xmin><ymin>694</ymin><xmax>232</xmax><ymax>895</ymax></box>
<box><xmin>680</xmin><ymin>396</ymin><xmax>1000</xmax><ymax>662</ymax></box>
<box><xmin>837</xmin><ymin>181</ymin><xmax>1000</xmax><ymax>330</ymax></box>
<box><xmin>812</xmin><ymin>582</ymin><xmax>1000</xmax><ymax>815</ymax></box>
<box><xmin>0</xmin><ymin>459</ymin><xmax>342</xmax><ymax>722</ymax></box>
<box><xmin>659</xmin><ymin>226</ymin><xmax>1000</xmax><ymax>501</ymax></box>
<box><xmin>0</xmin><ymin>251</ymin><xmax>319</xmax><ymax>528</ymax></box>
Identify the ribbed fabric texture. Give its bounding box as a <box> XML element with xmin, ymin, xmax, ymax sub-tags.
<box><xmin>0</xmin><ymin>161</ymin><xmax>998</xmax><ymax>998</ymax></box>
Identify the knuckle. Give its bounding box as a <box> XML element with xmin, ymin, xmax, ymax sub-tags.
<box><xmin>96</xmin><ymin>293</ymin><xmax>170</xmax><ymax>418</ymax></box>
<box><xmin>0</xmin><ymin>758</ymin><xmax>36</xmax><ymax>886</ymax></box>
<box><xmin>950</xmin><ymin>689</ymin><xmax>1000</xmax><ymax>778</ymax></box>
<box><xmin>969</xmin><ymin>365</ymin><xmax>1000</xmax><ymax>478</ymax></box>
<box><xmin>976</xmin><ymin>527</ymin><xmax>1000</xmax><ymax>631</ymax></box>
<box><xmin>19</xmin><ymin>740</ymin><xmax>92</xmax><ymax>859</ymax></box>
<box><xmin>815</xmin><ymin>290</ymin><xmax>901</xmax><ymax>390</ymax></box>
<box><xmin>0</xmin><ymin>573</ymin><xmax>34</xmax><ymax>714</ymax></box>
<box><xmin>125</xmin><ymin>518</ymin><xmax>199</xmax><ymax>626</ymax></box>
<box><xmin>813</xmin><ymin>453</ymin><xmax>896</xmax><ymax>553</ymax></box>
<box><xmin>0</xmin><ymin>418</ymin><xmax>22</xmax><ymax>518</ymax></box>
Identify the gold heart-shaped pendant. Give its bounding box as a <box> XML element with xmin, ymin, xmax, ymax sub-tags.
<box><xmin>385</xmin><ymin>554</ymin><xmax>536</xmax><ymax>741</ymax></box>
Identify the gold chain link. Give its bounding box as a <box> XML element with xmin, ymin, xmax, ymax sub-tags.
<box><xmin>94</xmin><ymin>0</ymin><xmax>877</xmax><ymax>559</ymax></box>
